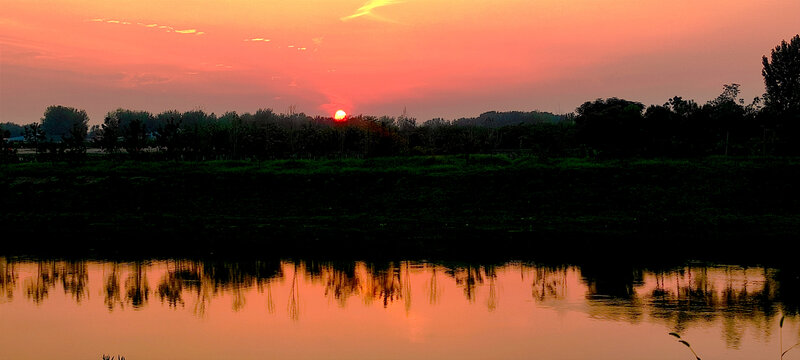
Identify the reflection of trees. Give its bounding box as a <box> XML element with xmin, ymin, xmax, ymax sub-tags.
<box><xmin>530</xmin><ymin>265</ymin><xmax>568</xmax><ymax>302</ymax></box>
<box><xmin>774</xmin><ymin>267</ymin><xmax>800</xmax><ymax>317</ymax></box>
<box><xmin>582</xmin><ymin>265</ymin><xmax>645</xmax><ymax>323</ymax></box>
<box><xmin>61</xmin><ymin>261</ymin><xmax>88</xmax><ymax>303</ymax></box>
<box><xmin>24</xmin><ymin>261</ymin><xmax>58</xmax><ymax>304</ymax></box>
<box><xmin>104</xmin><ymin>264</ymin><xmax>123</xmax><ymax>311</ymax></box>
<box><xmin>156</xmin><ymin>263</ymin><xmax>185</xmax><ymax>308</ymax></box>
<box><xmin>427</xmin><ymin>267</ymin><xmax>441</xmax><ymax>305</ymax></box>
<box><xmin>3</xmin><ymin>257</ymin><xmax>799</xmax><ymax>341</ymax></box>
<box><xmin>486</xmin><ymin>267</ymin><xmax>497</xmax><ymax>311</ymax></box>
<box><xmin>260</xmin><ymin>281</ymin><xmax>275</xmax><ymax>314</ymax></box>
<box><xmin>124</xmin><ymin>262</ymin><xmax>149</xmax><ymax>308</ymax></box>
<box><xmin>645</xmin><ymin>266</ymin><xmax>780</xmax><ymax>348</ymax></box>
<box><xmin>582</xmin><ymin>265</ymin><xmax>643</xmax><ymax>299</ymax></box>
<box><xmin>445</xmin><ymin>265</ymin><xmax>485</xmax><ymax>303</ymax></box>
<box><xmin>320</xmin><ymin>262</ymin><xmax>361</xmax><ymax>307</ymax></box>
<box><xmin>287</xmin><ymin>264</ymin><xmax>300</xmax><ymax>321</ymax></box>
<box><xmin>0</xmin><ymin>257</ymin><xmax>16</xmax><ymax>302</ymax></box>
<box><xmin>364</xmin><ymin>262</ymin><xmax>403</xmax><ymax>308</ymax></box>
<box><xmin>403</xmin><ymin>263</ymin><xmax>412</xmax><ymax>313</ymax></box>
<box><xmin>441</xmin><ymin>263</ymin><xmax>501</xmax><ymax>310</ymax></box>
<box><xmin>153</xmin><ymin>260</ymin><xmax>283</xmax><ymax>314</ymax></box>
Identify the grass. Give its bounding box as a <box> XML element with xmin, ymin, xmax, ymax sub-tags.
<box><xmin>2</xmin><ymin>155</ymin><xmax>800</xmax><ymax>259</ymax></box>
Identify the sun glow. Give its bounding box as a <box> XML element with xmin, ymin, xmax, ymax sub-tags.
<box><xmin>334</xmin><ymin>110</ymin><xmax>347</xmax><ymax>121</ymax></box>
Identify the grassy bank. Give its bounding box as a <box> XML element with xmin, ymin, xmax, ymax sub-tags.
<box><xmin>2</xmin><ymin>155</ymin><xmax>799</xmax><ymax>260</ymax></box>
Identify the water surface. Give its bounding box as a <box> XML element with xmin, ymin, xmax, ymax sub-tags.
<box><xmin>1</xmin><ymin>257</ymin><xmax>797</xmax><ymax>359</ymax></box>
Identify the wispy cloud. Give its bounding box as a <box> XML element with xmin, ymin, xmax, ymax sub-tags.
<box><xmin>340</xmin><ymin>0</ymin><xmax>404</xmax><ymax>23</ymax></box>
<box><xmin>244</xmin><ymin>38</ymin><xmax>271</xmax><ymax>42</ymax></box>
<box><xmin>174</xmin><ymin>29</ymin><xmax>203</xmax><ymax>34</ymax></box>
<box><xmin>87</xmin><ymin>18</ymin><xmax>205</xmax><ymax>35</ymax></box>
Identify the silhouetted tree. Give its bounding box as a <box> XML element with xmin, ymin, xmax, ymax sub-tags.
<box><xmin>100</xmin><ymin>109</ymin><xmax>152</xmax><ymax>156</ymax></box>
<box><xmin>0</xmin><ymin>126</ymin><xmax>14</xmax><ymax>163</ymax></box>
<box><xmin>0</xmin><ymin>123</ymin><xmax>24</xmax><ymax>138</ymax></box>
<box><xmin>762</xmin><ymin>35</ymin><xmax>800</xmax><ymax>115</ymax></box>
<box><xmin>99</xmin><ymin>114</ymin><xmax>121</xmax><ymax>154</ymax></box>
<box><xmin>63</xmin><ymin>120</ymin><xmax>88</xmax><ymax>163</ymax></box>
<box><xmin>703</xmin><ymin>84</ymin><xmax>749</xmax><ymax>155</ymax></box>
<box><xmin>575</xmin><ymin>98</ymin><xmax>645</xmax><ymax>157</ymax></box>
<box><xmin>762</xmin><ymin>35</ymin><xmax>800</xmax><ymax>153</ymax></box>
<box><xmin>154</xmin><ymin>110</ymin><xmax>182</xmax><ymax>158</ymax></box>
<box><xmin>39</xmin><ymin>106</ymin><xmax>89</xmax><ymax>163</ymax></box>
<box><xmin>41</xmin><ymin>105</ymin><xmax>88</xmax><ymax>142</ymax></box>
<box><xmin>23</xmin><ymin>123</ymin><xmax>46</xmax><ymax>156</ymax></box>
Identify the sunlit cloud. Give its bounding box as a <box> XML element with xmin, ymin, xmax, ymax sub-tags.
<box><xmin>87</xmin><ymin>18</ymin><xmax>205</xmax><ymax>35</ymax></box>
<box><xmin>244</xmin><ymin>38</ymin><xmax>271</xmax><ymax>42</ymax></box>
<box><xmin>340</xmin><ymin>0</ymin><xmax>405</xmax><ymax>23</ymax></box>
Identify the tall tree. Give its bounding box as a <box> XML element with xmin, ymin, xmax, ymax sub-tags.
<box><xmin>41</xmin><ymin>105</ymin><xmax>89</xmax><ymax>142</ymax></box>
<box><xmin>574</xmin><ymin>98</ymin><xmax>645</xmax><ymax>157</ymax></box>
<box><xmin>762</xmin><ymin>35</ymin><xmax>800</xmax><ymax>115</ymax></box>
<box><xmin>100</xmin><ymin>114</ymin><xmax>121</xmax><ymax>154</ymax></box>
<box><xmin>23</xmin><ymin>123</ymin><xmax>46</xmax><ymax>155</ymax></box>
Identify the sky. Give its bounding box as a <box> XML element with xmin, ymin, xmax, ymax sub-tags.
<box><xmin>1</xmin><ymin>0</ymin><xmax>799</xmax><ymax>124</ymax></box>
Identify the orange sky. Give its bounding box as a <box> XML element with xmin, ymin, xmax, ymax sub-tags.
<box><xmin>1</xmin><ymin>0</ymin><xmax>799</xmax><ymax>123</ymax></box>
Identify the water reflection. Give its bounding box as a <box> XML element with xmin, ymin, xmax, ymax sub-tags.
<box><xmin>1</xmin><ymin>257</ymin><xmax>798</xmax><ymax>349</ymax></box>
<box><xmin>0</xmin><ymin>257</ymin><xmax>16</xmax><ymax>302</ymax></box>
<box><xmin>22</xmin><ymin>261</ymin><xmax>90</xmax><ymax>304</ymax></box>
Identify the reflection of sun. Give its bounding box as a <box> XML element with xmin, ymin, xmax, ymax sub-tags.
<box><xmin>334</xmin><ymin>110</ymin><xmax>347</xmax><ymax>121</ymax></box>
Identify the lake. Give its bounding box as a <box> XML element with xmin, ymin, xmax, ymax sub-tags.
<box><xmin>1</xmin><ymin>256</ymin><xmax>797</xmax><ymax>359</ymax></box>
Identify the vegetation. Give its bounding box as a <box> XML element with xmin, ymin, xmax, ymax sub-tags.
<box><xmin>763</xmin><ymin>35</ymin><xmax>800</xmax><ymax>116</ymax></box>
<box><xmin>1</xmin><ymin>156</ymin><xmax>799</xmax><ymax>259</ymax></box>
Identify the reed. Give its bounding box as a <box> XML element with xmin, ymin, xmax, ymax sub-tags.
<box><xmin>781</xmin><ymin>315</ymin><xmax>800</xmax><ymax>359</ymax></box>
<box><xmin>668</xmin><ymin>332</ymin><xmax>701</xmax><ymax>360</ymax></box>
<box><xmin>670</xmin><ymin>314</ymin><xmax>800</xmax><ymax>360</ymax></box>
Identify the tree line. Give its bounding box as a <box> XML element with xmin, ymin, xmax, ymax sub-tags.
<box><xmin>2</xmin><ymin>35</ymin><xmax>798</xmax><ymax>163</ymax></box>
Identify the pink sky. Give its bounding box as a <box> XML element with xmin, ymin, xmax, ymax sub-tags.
<box><xmin>1</xmin><ymin>0</ymin><xmax>799</xmax><ymax>124</ymax></box>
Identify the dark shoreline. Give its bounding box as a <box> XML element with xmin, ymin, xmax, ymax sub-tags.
<box><xmin>2</xmin><ymin>155</ymin><xmax>798</xmax><ymax>263</ymax></box>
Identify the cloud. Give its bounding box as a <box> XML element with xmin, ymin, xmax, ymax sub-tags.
<box><xmin>88</xmin><ymin>18</ymin><xmax>205</xmax><ymax>35</ymax></box>
<box><xmin>244</xmin><ymin>38</ymin><xmax>271</xmax><ymax>42</ymax></box>
<box><xmin>340</xmin><ymin>0</ymin><xmax>405</xmax><ymax>23</ymax></box>
<box><xmin>174</xmin><ymin>29</ymin><xmax>202</xmax><ymax>34</ymax></box>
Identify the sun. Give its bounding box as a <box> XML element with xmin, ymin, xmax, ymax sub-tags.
<box><xmin>334</xmin><ymin>109</ymin><xmax>347</xmax><ymax>121</ymax></box>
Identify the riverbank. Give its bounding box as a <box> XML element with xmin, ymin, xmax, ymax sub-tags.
<box><xmin>2</xmin><ymin>156</ymin><xmax>798</xmax><ymax>261</ymax></box>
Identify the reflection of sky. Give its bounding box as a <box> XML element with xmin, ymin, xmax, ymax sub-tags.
<box><xmin>2</xmin><ymin>0</ymin><xmax>799</xmax><ymax>123</ymax></box>
<box><xmin>0</xmin><ymin>258</ymin><xmax>796</xmax><ymax>359</ymax></box>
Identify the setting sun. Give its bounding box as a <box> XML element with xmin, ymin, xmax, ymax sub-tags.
<box><xmin>334</xmin><ymin>110</ymin><xmax>347</xmax><ymax>121</ymax></box>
